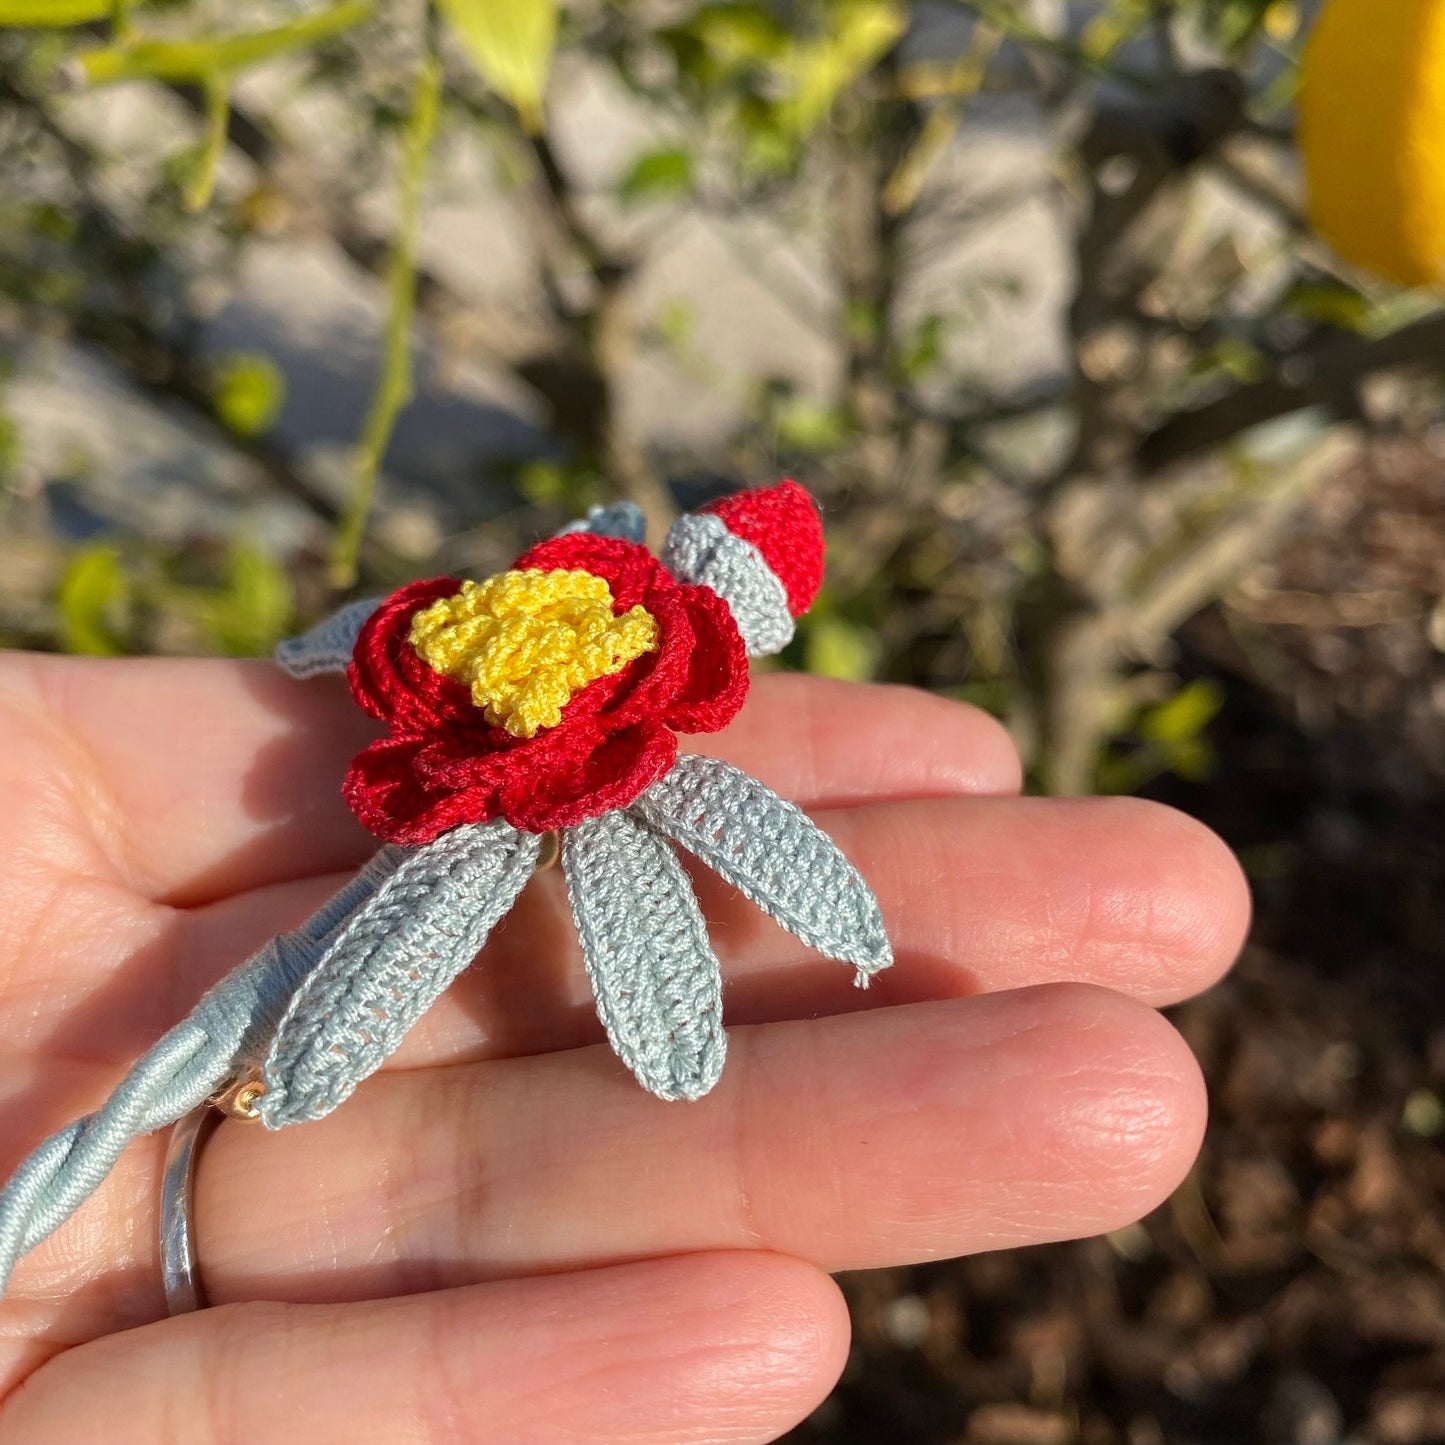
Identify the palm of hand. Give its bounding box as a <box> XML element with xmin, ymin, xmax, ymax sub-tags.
<box><xmin>0</xmin><ymin>654</ymin><xmax>1247</xmax><ymax>1443</ymax></box>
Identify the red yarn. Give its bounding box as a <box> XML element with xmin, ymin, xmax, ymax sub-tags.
<box><xmin>343</xmin><ymin>536</ymin><xmax>749</xmax><ymax>843</ymax></box>
<box><xmin>700</xmin><ymin>480</ymin><xmax>824</xmax><ymax>617</ymax></box>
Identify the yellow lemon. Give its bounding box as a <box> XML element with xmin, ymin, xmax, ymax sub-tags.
<box><xmin>1299</xmin><ymin>0</ymin><xmax>1445</xmax><ymax>287</ymax></box>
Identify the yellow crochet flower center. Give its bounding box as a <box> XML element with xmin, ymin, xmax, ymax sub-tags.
<box><xmin>1300</xmin><ymin>0</ymin><xmax>1445</xmax><ymax>287</ymax></box>
<box><xmin>408</xmin><ymin>569</ymin><xmax>659</xmax><ymax>739</ymax></box>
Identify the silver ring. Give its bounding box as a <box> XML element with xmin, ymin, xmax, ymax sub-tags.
<box><xmin>160</xmin><ymin>1103</ymin><xmax>221</xmax><ymax>1314</ymax></box>
<box><xmin>161</xmin><ymin>1076</ymin><xmax>266</xmax><ymax>1315</ymax></box>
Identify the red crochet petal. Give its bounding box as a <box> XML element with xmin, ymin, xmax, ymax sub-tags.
<box><xmin>546</xmin><ymin>655</ymin><xmax>640</xmax><ymax>726</ymax></box>
<box><xmin>511</xmin><ymin>534</ymin><xmax>718</xmax><ymax>731</ymax></box>
<box><xmin>664</xmin><ymin>582</ymin><xmax>749</xmax><ymax>734</ymax></box>
<box><xmin>511</xmin><ymin>532</ymin><xmax>665</xmax><ymax>611</ymax></box>
<box><xmin>700</xmin><ymin>480</ymin><xmax>824</xmax><ymax>617</ymax></box>
<box><xmin>343</xmin><ymin>734</ymin><xmax>502</xmax><ymax>846</ymax></box>
<box><xmin>348</xmin><ymin>576</ymin><xmax>477</xmax><ymax>732</ymax></box>
<box><xmin>409</xmin><ymin>732</ymin><xmax>516</xmax><ymax>790</ymax></box>
<box><xmin>498</xmin><ymin>722</ymin><xmax>678</xmax><ymax>832</ymax></box>
<box><xmin>343</xmin><ymin>529</ymin><xmax>755</xmax><ymax>842</ymax></box>
<box><xmin>593</xmin><ymin>584</ymin><xmax>696</xmax><ymax>728</ymax></box>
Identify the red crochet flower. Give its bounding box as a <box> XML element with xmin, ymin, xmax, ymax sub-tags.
<box><xmin>343</xmin><ymin>531</ymin><xmax>749</xmax><ymax>843</ymax></box>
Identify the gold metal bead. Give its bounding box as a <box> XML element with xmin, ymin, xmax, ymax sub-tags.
<box><xmin>534</xmin><ymin>829</ymin><xmax>561</xmax><ymax>872</ymax></box>
<box><xmin>210</xmin><ymin>1075</ymin><xmax>266</xmax><ymax>1121</ymax></box>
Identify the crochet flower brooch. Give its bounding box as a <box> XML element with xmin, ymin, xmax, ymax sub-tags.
<box><xmin>266</xmin><ymin>481</ymin><xmax>891</xmax><ymax>1115</ymax></box>
<box><xmin>0</xmin><ymin>485</ymin><xmax>892</xmax><ymax>1296</ymax></box>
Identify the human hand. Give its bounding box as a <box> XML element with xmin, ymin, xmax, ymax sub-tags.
<box><xmin>0</xmin><ymin>656</ymin><xmax>1247</xmax><ymax>1443</ymax></box>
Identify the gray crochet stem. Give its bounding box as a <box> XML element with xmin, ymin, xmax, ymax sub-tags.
<box><xmin>0</xmin><ymin>846</ymin><xmax>407</xmax><ymax>1295</ymax></box>
<box><xmin>0</xmin><ymin>1023</ymin><xmax>229</xmax><ymax>1298</ymax></box>
<box><xmin>260</xmin><ymin>820</ymin><xmax>539</xmax><ymax>1127</ymax></box>
<box><xmin>631</xmin><ymin>754</ymin><xmax>893</xmax><ymax>983</ymax></box>
<box><xmin>659</xmin><ymin>512</ymin><xmax>794</xmax><ymax>657</ymax></box>
<box><xmin>563</xmin><ymin>809</ymin><xmax>726</xmax><ymax>1102</ymax></box>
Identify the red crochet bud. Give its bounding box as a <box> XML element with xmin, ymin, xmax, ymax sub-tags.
<box><xmin>699</xmin><ymin>480</ymin><xmax>824</xmax><ymax>618</ymax></box>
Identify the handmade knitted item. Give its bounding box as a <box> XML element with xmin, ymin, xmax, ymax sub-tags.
<box><xmin>0</xmin><ymin>481</ymin><xmax>890</xmax><ymax>1293</ymax></box>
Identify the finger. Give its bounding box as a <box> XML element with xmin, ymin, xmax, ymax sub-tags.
<box><xmin>2</xmin><ymin>783</ymin><xmax>1238</xmax><ymax>1163</ymax></box>
<box><xmin>180</xmin><ymin>984</ymin><xmax>1205</xmax><ymax>1304</ymax></box>
<box><xmin>688</xmin><ymin>672</ymin><xmax>1023</xmax><ymax>805</ymax></box>
<box><xmin>2</xmin><ymin>654</ymin><xmax>1020</xmax><ymax>906</ymax></box>
<box><xmin>177</xmin><ymin>792</ymin><xmax>1247</xmax><ymax>1076</ymax></box>
<box><xmin>0</xmin><ymin>1253</ymin><xmax>848</xmax><ymax>1445</ymax></box>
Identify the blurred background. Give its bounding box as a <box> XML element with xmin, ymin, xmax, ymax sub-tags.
<box><xmin>1</xmin><ymin>1</ymin><xmax>1444</xmax><ymax>1440</ymax></box>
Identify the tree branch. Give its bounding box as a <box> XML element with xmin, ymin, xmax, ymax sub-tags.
<box><xmin>1138</xmin><ymin>310</ymin><xmax>1445</xmax><ymax>475</ymax></box>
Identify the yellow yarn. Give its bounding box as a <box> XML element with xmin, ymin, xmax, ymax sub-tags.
<box><xmin>1299</xmin><ymin>0</ymin><xmax>1445</xmax><ymax>287</ymax></box>
<box><xmin>409</xmin><ymin>569</ymin><xmax>658</xmax><ymax>737</ymax></box>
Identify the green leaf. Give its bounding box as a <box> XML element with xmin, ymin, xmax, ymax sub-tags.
<box><xmin>619</xmin><ymin>146</ymin><xmax>694</xmax><ymax>203</ymax></box>
<box><xmin>843</xmin><ymin>298</ymin><xmax>880</xmax><ymax>345</ymax></box>
<box><xmin>1281</xmin><ymin>282</ymin><xmax>1438</xmax><ymax>340</ymax></box>
<box><xmin>0</xmin><ymin>0</ymin><xmax>147</xmax><ymax>24</ymax></box>
<box><xmin>898</xmin><ymin>312</ymin><xmax>946</xmax><ymax>380</ymax></box>
<box><xmin>211</xmin><ymin>351</ymin><xmax>286</xmax><ymax>437</ymax></box>
<box><xmin>654</xmin><ymin>297</ymin><xmax>695</xmax><ymax>351</ymax></box>
<box><xmin>1080</xmin><ymin>4</ymin><xmax>1146</xmax><ymax>62</ymax></box>
<box><xmin>1201</xmin><ymin>0</ymin><xmax>1283</xmax><ymax>51</ymax></box>
<box><xmin>774</xmin><ymin>399</ymin><xmax>847</xmax><ymax>454</ymax></box>
<box><xmin>1094</xmin><ymin>751</ymin><xmax>1155</xmax><ymax>796</ymax></box>
<box><xmin>1281</xmin><ymin>280</ymin><xmax>1374</xmax><ymax>335</ymax></box>
<box><xmin>189</xmin><ymin>539</ymin><xmax>293</xmax><ymax>656</ymax></box>
<box><xmin>779</xmin><ymin>0</ymin><xmax>906</xmax><ymax>137</ymax></box>
<box><xmin>220</xmin><ymin>540</ymin><xmax>292</xmax><ymax>655</ymax></box>
<box><xmin>75</xmin><ymin>0</ymin><xmax>370</xmax><ymax>85</ymax></box>
<box><xmin>183</xmin><ymin>71</ymin><xmax>230</xmax><ymax>212</ymax></box>
<box><xmin>0</xmin><ymin>411</ymin><xmax>19</xmax><ymax>480</ymax></box>
<box><xmin>515</xmin><ymin>458</ymin><xmax>569</xmax><ymax>504</ymax></box>
<box><xmin>739</xmin><ymin>117</ymin><xmax>795</xmax><ymax>174</ymax></box>
<box><xmin>689</xmin><ymin>5</ymin><xmax>789</xmax><ymax>69</ymax></box>
<box><xmin>803</xmin><ymin>614</ymin><xmax>879</xmax><ymax>682</ymax></box>
<box><xmin>1164</xmin><ymin>735</ymin><xmax>1215</xmax><ymax>783</ymax></box>
<box><xmin>57</xmin><ymin>545</ymin><xmax>128</xmax><ymax>656</ymax></box>
<box><xmin>1191</xmin><ymin>338</ymin><xmax>1265</xmax><ymax>385</ymax></box>
<box><xmin>437</xmin><ymin>0</ymin><xmax>557</xmax><ymax>133</ymax></box>
<box><xmin>513</xmin><ymin>457</ymin><xmax>600</xmax><ymax>510</ymax></box>
<box><xmin>1138</xmin><ymin>680</ymin><xmax>1225</xmax><ymax>745</ymax></box>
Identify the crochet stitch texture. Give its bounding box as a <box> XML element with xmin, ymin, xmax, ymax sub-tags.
<box><xmin>408</xmin><ymin>568</ymin><xmax>660</xmax><ymax>737</ymax></box>
<box><xmin>0</xmin><ymin>481</ymin><xmax>892</xmax><ymax>1298</ymax></box>
<box><xmin>346</xmin><ymin>531</ymin><xmax>752</xmax><ymax>842</ymax></box>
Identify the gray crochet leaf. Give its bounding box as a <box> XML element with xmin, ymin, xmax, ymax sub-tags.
<box><xmin>631</xmin><ymin>754</ymin><xmax>892</xmax><ymax>982</ymax></box>
<box><xmin>260</xmin><ymin>820</ymin><xmax>540</xmax><ymax>1127</ymax></box>
<box><xmin>274</xmin><ymin>596</ymin><xmax>380</xmax><ymax>678</ymax></box>
<box><xmin>556</xmin><ymin>500</ymin><xmax>647</xmax><ymax>542</ymax></box>
<box><xmin>562</xmin><ymin>809</ymin><xmax>726</xmax><ymax>1102</ymax></box>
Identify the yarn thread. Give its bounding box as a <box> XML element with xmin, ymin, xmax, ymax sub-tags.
<box><xmin>408</xmin><ymin>569</ymin><xmax>659</xmax><ymax>738</ymax></box>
